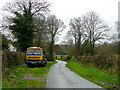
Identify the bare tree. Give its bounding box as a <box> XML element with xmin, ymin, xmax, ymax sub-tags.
<box><xmin>3</xmin><ymin>0</ymin><xmax>50</xmax><ymax>17</ymax></box>
<box><xmin>46</xmin><ymin>15</ymin><xmax>65</xmax><ymax>60</ymax></box>
<box><xmin>33</xmin><ymin>16</ymin><xmax>46</xmax><ymax>46</ymax></box>
<box><xmin>69</xmin><ymin>17</ymin><xmax>86</xmax><ymax>57</ymax></box>
<box><xmin>82</xmin><ymin>11</ymin><xmax>109</xmax><ymax>55</ymax></box>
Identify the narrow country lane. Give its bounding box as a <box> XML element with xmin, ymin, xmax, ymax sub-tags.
<box><xmin>46</xmin><ymin>60</ymin><xmax>105</xmax><ymax>88</ymax></box>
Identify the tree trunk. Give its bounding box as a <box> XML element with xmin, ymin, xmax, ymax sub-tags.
<box><xmin>49</xmin><ymin>36</ymin><xmax>54</xmax><ymax>61</ymax></box>
<box><xmin>74</xmin><ymin>34</ymin><xmax>78</xmax><ymax>57</ymax></box>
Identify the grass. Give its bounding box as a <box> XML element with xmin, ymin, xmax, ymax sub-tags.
<box><xmin>2</xmin><ymin>61</ymin><xmax>56</xmax><ymax>88</ymax></box>
<box><xmin>54</xmin><ymin>55</ymin><xmax>68</xmax><ymax>60</ymax></box>
<box><xmin>66</xmin><ymin>61</ymin><xmax>119</xmax><ymax>89</ymax></box>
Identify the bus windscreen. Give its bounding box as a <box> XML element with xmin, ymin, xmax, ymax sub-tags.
<box><xmin>27</xmin><ymin>49</ymin><xmax>41</xmax><ymax>55</ymax></box>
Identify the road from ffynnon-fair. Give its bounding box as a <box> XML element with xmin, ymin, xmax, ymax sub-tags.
<box><xmin>46</xmin><ymin>60</ymin><xmax>105</xmax><ymax>88</ymax></box>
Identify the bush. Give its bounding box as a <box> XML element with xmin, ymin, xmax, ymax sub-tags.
<box><xmin>2</xmin><ymin>34</ymin><xmax>9</xmax><ymax>50</ymax></box>
<box><xmin>65</xmin><ymin>55</ymin><xmax>72</xmax><ymax>61</ymax></box>
<box><xmin>2</xmin><ymin>51</ymin><xmax>25</xmax><ymax>74</ymax></box>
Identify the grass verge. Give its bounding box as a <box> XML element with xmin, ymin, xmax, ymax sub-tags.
<box><xmin>66</xmin><ymin>61</ymin><xmax>119</xmax><ymax>89</ymax></box>
<box><xmin>3</xmin><ymin>61</ymin><xmax>56</xmax><ymax>88</ymax></box>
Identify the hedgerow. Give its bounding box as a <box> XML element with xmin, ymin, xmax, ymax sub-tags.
<box><xmin>2</xmin><ymin>51</ymin><xmax>25</xmax><ymax>75</ymax></box>
<box><xmin>77</xmin><ymin>55</ymin><xmax>119</xmax><ymax>74</ymax></box>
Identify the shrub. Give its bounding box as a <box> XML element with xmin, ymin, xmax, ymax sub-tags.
<box><xmin>2</xmin><ymin>51</ymin><xmax>25</xmax><ymax>75</ymax></box>
<box><xmin>65</xmin><ymin>55</ymin><xmax>72</xmax><ymax>61</ymax></box>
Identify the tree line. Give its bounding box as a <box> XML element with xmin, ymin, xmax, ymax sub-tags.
<box><xmin>64</xmin><ymin>11</ymin><xmax>111</xmax><ymax>57</ymax></box>
<box><xmin>61</xmin><ymin>12</ymin><xmax>119</xmax><ymax>57</ymax></box>
<box><xmin>1</xmin><ymin>0</ymin><xmax>119</xmax><ymax>60</ymax></box>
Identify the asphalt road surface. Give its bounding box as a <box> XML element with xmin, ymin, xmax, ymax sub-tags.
<box><xmin>46</xmin><ymin>60</ymin><xmax>104</xmax><ymax>88</ymax></box>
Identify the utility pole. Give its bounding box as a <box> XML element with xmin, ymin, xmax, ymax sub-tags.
<box><xmin>118</xmin><ymin>1</ymin><xmax>120</xmax><ymax>89</ymax></box>
<box><xmin>118</xmin><ymin>1</ymin><xmax>120</xmax><ymax>41</ymax></box>
<box><xmin>118</xmin><ymin>2</ymin><xmax>120</xmax><ymax>54</ymax></box>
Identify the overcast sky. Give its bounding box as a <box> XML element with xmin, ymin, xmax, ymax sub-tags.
<box><xmin>0</xmin><ymin>0</ymin><xmax>119</xmax><ymax>43</ymax></box>
<box><xmin>49</xmin><ymin>0</ymin><xmax>119</xmax><ymax>25</ymax></box>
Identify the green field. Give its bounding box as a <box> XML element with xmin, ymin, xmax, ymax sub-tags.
<box><xmin>54</xmin><ymin>55</ymin><xmax>68</xmax><ymax>60</ymax></box>
<box><xmin>3</xmin><ymin>61</ymin><xmax>56</xmax><ymax>88</ymax></box>
<box><xmin>67</xmin><ymin>61</ymin><xmax>119</xmax><ymax>89</ymax></box>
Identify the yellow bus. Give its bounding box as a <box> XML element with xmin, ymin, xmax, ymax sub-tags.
<box><xmin>25</xmin><ymin>47</ymin><xmax>47</xmax><ymax>67</ymax></box>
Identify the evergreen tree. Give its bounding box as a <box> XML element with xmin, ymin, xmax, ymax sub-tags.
<box><xmin>3</xmin><ymin>0</ymin><xmax>50</xmax><ymax>52</ymax></box>
<box><xmin>10</xmin><ymin>3</ymin><xmax>34</xmax><ymax>52</ymax></box>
